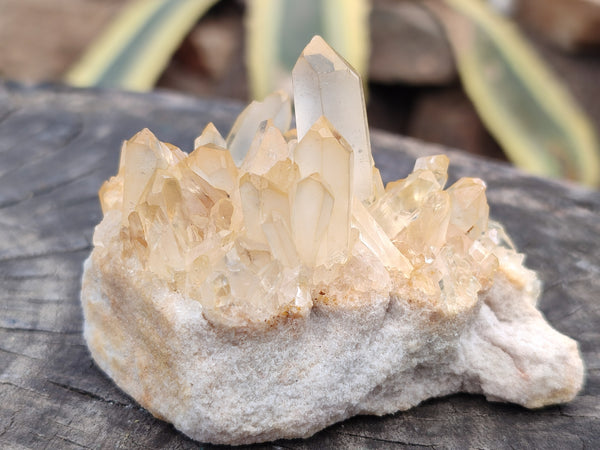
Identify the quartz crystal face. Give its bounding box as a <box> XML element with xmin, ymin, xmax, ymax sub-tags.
<box><xmin>97</xmin><ymin>36</ymin><xmax>523</xmax><ymax>326</ymax></box>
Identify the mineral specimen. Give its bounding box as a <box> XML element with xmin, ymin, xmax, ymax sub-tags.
<box><xmin>81</xmin><ymin>36</ymin><xmax>584</xmax><ymax>445</ymax></box>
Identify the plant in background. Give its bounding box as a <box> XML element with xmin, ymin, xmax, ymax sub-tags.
<box><xmin>64</xmin><ymin>0</ymin><xmax>600</xmax><ymax>188</ymax></box>
<box><xmin>64</xmin><ymin>0</ymin><xmax>219</xmax><ymax>91</ymax></box>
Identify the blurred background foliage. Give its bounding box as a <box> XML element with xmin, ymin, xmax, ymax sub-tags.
<box><xmin>1</xmin><ymin>0</ymin><xmax>599</xmax><ymax>188</ymax></box>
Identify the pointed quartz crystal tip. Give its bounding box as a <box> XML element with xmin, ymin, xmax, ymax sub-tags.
<box><xmin>119</xmin><ymin>128</ymin><xmax>184</xmax><ymax>222</ymax></box>
<box><xmin>186</xmin><ymin>143</ymin><xmax>237</xmax><ymax>194</ymax></box>
<box><xmin>293</xmin><ymin>35</ymin><xmax>375</xmax><ymax>204</ymax></box>
<box><xmin>227</xmin><ymin>90</ymin><xmax>292</xmax><ymax>165</ymax></box>
<box><xmin>195</xmin><ymin>123</ymin><xmax>227</xmax><ymax>149</ymax></box>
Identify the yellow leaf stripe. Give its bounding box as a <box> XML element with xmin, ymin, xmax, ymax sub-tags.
<box><xmin>65</xmin><ymin>0</ymin><xmax>218</xmax><ymax>92</ymax></box>
<box><xmin>442</xmin><ymin>0</ymin><xmax>600</xmax><ymax>186</ymax></box>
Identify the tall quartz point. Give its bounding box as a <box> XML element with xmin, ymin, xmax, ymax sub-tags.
<box><xmin>293</xmin><ymin>35</ymin><xmax>375</xmax><ymax>204</ymax></box>
<box><xmin>82</xmin><ymin>36</ymin><xmax>584</xmax><ymax>446</ymax></box>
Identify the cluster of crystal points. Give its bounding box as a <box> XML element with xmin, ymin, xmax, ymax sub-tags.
<box><xmin>97</xmin><ymin>36</ymin><xmax>523</xmax><ymax>326</ymax></box>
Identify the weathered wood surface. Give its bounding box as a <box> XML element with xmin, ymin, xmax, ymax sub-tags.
<box><xmin>0</xmin><ymin>81</ymin><xmax>598</xmax><ymax>449</ymax></box>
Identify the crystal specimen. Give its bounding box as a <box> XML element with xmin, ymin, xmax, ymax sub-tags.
<box><xmin>81</xmin><ymin>36</ymin><xmax>584</xmax><ymax>445</ymax></box>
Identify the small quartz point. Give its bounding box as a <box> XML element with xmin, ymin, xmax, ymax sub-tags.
<box><xmin>293</xmin><ymin>35</ymin><xmax>375</xmax><ymax>204</ymax></box>
<box><xmin>83</xmin><ymin>36</ymin><xmax>584</xmax><ymax>446</ymax></box>
<box><xmin>241</xmin><ymin>120</ymin><xmax>289</xmax><ymax>176</ymax></box>
<box><xmin>194</xmin><ymin>122</ymin><xmax>227</xmax><ymax>149</ymax></box>
<box><xmin>352</xmin><ymin>197</ymin><xmax>412</xmax><ymax>274</ymax></box>
<box><xmin>186</xmin><ymin>142</ymin><xmax>237</xmax><ymax>194</ymax></box>
<box><xmin>227</xmin><ymin>90</ymin><xmax>292</xmax><ymax>165</ymax></box>
<box><xmin>119</xmin><ymin>128</ymin><xmax>184</xmax><ymax>222</ymax></box>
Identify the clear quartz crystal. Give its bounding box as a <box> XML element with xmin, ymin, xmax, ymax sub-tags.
<box><xmin>186</xmin><ymin>143</ymin><xmax>238</xmax><ymax>194</ymax></box>
<box><xmin>194</xmin><ymin>122</ymin><xmax>227</xmax><ymax>149</ymax></box>
<box><xmin>291</xmin><ymin>174</ymin><xmax>334</xmax><ymax>267</ymax></box>
<box><xmin>293</xmin><ymin>35</ymin><xmax>375</xmax><ymax>204</ymax></box>
<box><xmin>241</xmin><ymin>120</ymin><xmax>289</xmax><ymax>175</ymax></box>
<box><xmin>98</xmin><ymin>36</ymin><xmax>522</xmax><ymax>326</ymax></box>
<box><xmin>352</xmin><ymin>198</ymin><xmax>412</xmax><ymax>275</ymax></box>
<box><xmin>293</xmin><ymin>117</ymin><xmax>353</xmax><ymax>266</ymax></box>
<box><xmin>447</xmin><ymin>178</ymin><xmax>489</xmax><ymax>239</ymax></box>
<box><xmin>120</xmin><ymin>129</ymin><xmax>175</xmax><ymax>221</ymax></box>
<box><xmin>227</xmin><ymin>91</ymin><xmax>292</xmax><ymax>165</ymax></box>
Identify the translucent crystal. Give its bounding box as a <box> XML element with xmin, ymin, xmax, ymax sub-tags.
<box><xmin>238</xmin><ymin>174</ymin><xmax>268</xmax><ymax>247</ymax></box>
<box><xmin>293</xmin><ymin>35</ymin><xmax>375</xmax><ymax>204</ymax></box>
<box><xmin>194</xmin><ymin>122</ymin><xmax>227</xmax><ymax>149</ymax></box>
<box><xmin>447</xmin><ymin>178</ymin><xmax>489</xmax><ymax>239</ymax></box>
<box><xmin>175</xmin><ymin>163</ymin><xmax>227</xmax><ymax>223</ymax></box>
<box><xmin>120</xmin><ymin>129</ymin><xmax>178</xmax><ymax>221</ymax></box>
<box><xmin>241</xmin><ymin>120</ymin><xmax>290</xmax><ymax>175</ymax></box>
<box><xmin>262</xmin><ymin>211</ymin><xmax>299</xmax><ymax>268</ymax></box>
<box><xmin>468</xmin><ymin>237</ymin><xmax>499</xmax><ymax>290</ymax></box>
<box><xmin>99</xmin><ymin>176</ymin><xmax>123</xmax><ymax>213</ymax></box>
<box><xmin>263</xmin><ymin>159</ymin><xmax>300</xmax><ymax>193</ymax></box>
<box><xmin>291</xmin><ymin>174</ymin><xmax>334</xmax><ymax>267</ymax></box>
<box><xmin>351</xmin><ymin>198</ymin><xmax>412</xmax><ymax>275</ymax></box>
<box><xmin>293</xmin><ymin>117</ymin><xmax>353</xmax><ymax>265</ymax></box>
<box><xmin>227</xmin><ymin>91</ymin><xmax>292</xmax><ymax>165</ymax></box>
<box><xmin>413</xmin><ymin>154</ymin><xmax>450</xmax><ymax>188</ymax></box>
<box><xmin>370</xmin><ymin>168</ymin><xmax>442</xmax><ymax>240</ymax></box>
<box><xmin>122</xmin><ymin>210</ymin><xmax>147</xmax><ymax>262</ymax></box>
<box><xmin>398</xmin><ymin>190</ymin><xmax>451</xmax><ymax>257</ymax></box>
<box><xmin>186</xmin><ymin>143</ymin><xmax>238</xmax><ymax>194</ymax></box>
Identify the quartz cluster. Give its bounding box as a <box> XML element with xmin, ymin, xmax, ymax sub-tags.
<box><xmin>97</xmin><ymin>36</ymin><xmax>517</xmax><ymax>326</ymax></box>
<box><xmin>82</xmin><ymin>36</ymin><xmax>584</xmax><ymax>445</ymax></box>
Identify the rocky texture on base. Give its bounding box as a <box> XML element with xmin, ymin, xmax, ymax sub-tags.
<box><xmin>81</xmin><ymin>241</ymin><xmax>583</xmax><ymax>444</ymax></box>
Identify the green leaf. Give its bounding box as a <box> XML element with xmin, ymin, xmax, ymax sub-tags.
<box><xmin>246</xmin><ymin>0</ymin><xmax>370</xmax><ymax>100</ymax></box>
<box><xmin>64</xmin><ymin>0</ymin><xmax>218</xmax><ymax>91</ymax></box>
<box><xmin>431</xmin><ymin>0</ymin><xmax>600</xmax><ymax>187</ymax></box>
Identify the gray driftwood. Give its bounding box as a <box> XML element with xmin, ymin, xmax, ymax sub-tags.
<box><xmin>0</xmin><ymin>82</ymin><xmax>598</xmax><ymax>449</ymax></box>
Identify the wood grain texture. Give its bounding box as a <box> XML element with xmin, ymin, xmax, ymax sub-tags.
<box><xmin>0</xmin><ymin>81</ymin><xmax>598</xmax><ymax>449</ymax></box>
